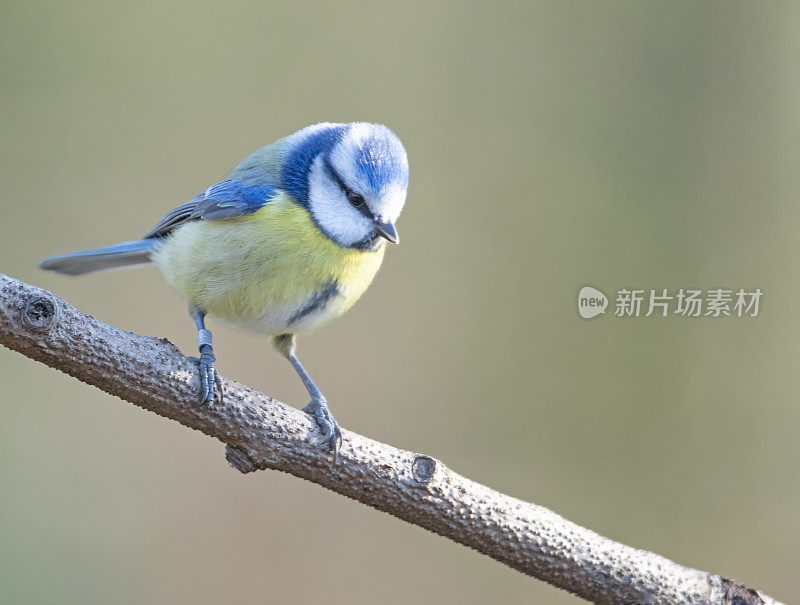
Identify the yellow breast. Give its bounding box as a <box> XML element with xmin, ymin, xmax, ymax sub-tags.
<box><xmin>151</xmin><ymin>193</ymin><xmax>385</xmax><ymax>335</ymax></box>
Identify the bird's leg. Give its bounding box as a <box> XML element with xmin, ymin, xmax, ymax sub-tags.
<box><xmin>191</xmin><ymin>307</ymin><xmax>222</xmax><ymax>405</ymax></box>
<box><xmin>274</xmin><ymin>334</ymin><xmax>342</xmax><ymax>460</ymax></box>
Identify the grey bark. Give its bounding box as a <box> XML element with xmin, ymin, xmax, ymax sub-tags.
<box><xmin>0</xmin><ymin>273</ymin><xmax>783</xmax><ymax>605</ymax></box>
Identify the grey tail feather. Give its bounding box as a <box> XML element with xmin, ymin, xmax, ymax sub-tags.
<box><xmin>38</xmin><ymin>239</ymin><xmax>158</xmax><ymax>276</ymax></box>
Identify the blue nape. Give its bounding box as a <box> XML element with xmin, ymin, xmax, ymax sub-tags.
<box><xmin>281</xmin><ymin>125</ymin><xmax>348</xmax><ymax>205</ymax></box>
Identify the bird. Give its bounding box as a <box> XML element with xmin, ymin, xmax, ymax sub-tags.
<box><xmin>39</xmin><ymin>122</ymin><xmax>409</xmax><ymax>460</ymax></box>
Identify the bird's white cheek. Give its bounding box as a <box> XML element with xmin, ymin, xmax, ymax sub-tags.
<box><xmin>307</xmin><ymin>157</ymin><xmax>374</xmax><ymax>246</ymax></box>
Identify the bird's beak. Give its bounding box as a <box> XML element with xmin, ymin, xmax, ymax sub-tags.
<box><xmin>374</xmin><ymin>220</ymin><xmax>399</xmax><ymax>244</ymax></box>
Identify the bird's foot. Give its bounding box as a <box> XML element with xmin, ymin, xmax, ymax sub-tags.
<box><xmin>190</xmin><ymin>345</ymin><xmax>223</xmax><ymax>405</ymax></box>
<box><xmin>302</xmin><ymin>397</ymin><xmax>342</xmax><ymax>461</ymax></box>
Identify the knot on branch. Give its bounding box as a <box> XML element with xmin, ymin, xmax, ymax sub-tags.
<box><xmin>22</xmin><ymin>294</ymin><xmax>60</xmax><ymax>332</ymax></box>
<box><xmin>225</xmin><ymin>445</ymin><xmax>257</xmax><ymax>474</ymax></box>
<box><xmin>721</xmin><ymin>578</ymin><xmax>771</xmax><ymax>605</ymax></box>
<box><xmin>412</xmin><ymin>455</ymin><xmax>437</xmax><ymax>485</ymax></box>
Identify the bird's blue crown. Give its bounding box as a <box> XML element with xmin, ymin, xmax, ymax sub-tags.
<box><xmin>281</xmin><ymin>123</ymin><xmax>408</xmax><ymax>206</ymax></box>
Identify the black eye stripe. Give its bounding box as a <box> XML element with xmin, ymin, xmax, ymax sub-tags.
<box><xmin>322</xmin><ymin>155</ymin><xmax>373</xmax><ymax>219</ymax></box>
<box><xmin>322</xmin><ymin>155</ymin><xmax>351</xmax><ymax>195</ymax></box>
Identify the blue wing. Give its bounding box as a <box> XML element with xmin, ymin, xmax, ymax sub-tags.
<box><xmin>144</xmin><ymin>180</ymin><xmax>278</xmax><ymax>239</ymax></box>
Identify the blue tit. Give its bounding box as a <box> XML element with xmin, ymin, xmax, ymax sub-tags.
<box><xmin>39</xmin><ymin>122</ymin><xmax>409</xmax><ymax>459</ymax></box>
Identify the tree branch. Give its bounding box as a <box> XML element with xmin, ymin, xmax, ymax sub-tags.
<box><xmin>0</xmin><ymin>272</ymin><xmax>783</xmax><ymax>605</ymax></box>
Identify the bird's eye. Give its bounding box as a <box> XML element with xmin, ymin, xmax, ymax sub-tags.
<box><xmin>347</xmin><ymin>192</ymin><xmax>365</xmax><ymax>208</ymax></box>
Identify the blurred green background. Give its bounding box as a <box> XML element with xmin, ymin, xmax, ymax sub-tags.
<box><xmin>1</xmin><ymin>1</ymin><xmax>799</xmax><ymax>603</ymax></box>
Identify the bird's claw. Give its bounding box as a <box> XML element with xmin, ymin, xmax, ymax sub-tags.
<box><xmin>302</xmin><ymin>398</ymin><xmax>342</xmax><ymax>462</ymax></box>
<box><xmin>191</xmin><ymin>348</ymin><xmax>223</xmax><ymax>405</ymax></box>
